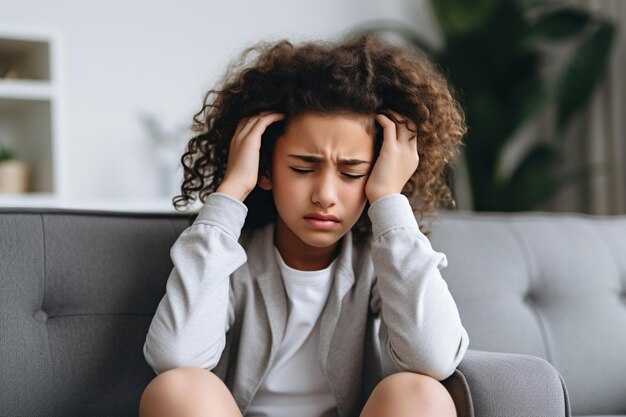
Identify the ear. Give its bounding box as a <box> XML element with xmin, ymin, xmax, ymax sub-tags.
<box><xmin>257</xmin><ymin>172</ymin><xmax>272</xmax><ymax>190</ymax></box>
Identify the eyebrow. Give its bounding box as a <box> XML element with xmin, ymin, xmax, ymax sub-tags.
<box><xmin>287</xmin><ymin>154</ymin><xmax>372</xmax><ymax>166</ymax></box>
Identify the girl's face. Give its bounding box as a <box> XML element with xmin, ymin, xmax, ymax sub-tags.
<box><xmin>258</xmin><ymin>112</ymin><xmax>375</xmax><ymax>270</ymax></box>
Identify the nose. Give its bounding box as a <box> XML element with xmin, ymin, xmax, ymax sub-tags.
<box><xmin>311</xmin><ymin>171</ymin><xmax>337</xmax><ymax>208</ymax></box>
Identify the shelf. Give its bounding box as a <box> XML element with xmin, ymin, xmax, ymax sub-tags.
<box><xmin>0</xmin><ymin>193</ymin><xmax>190</xmax><ymax>213</ymax></box>
<box><xmin>0</xmin><ymin>31</ymin><xmax>61</xmax><ymax>197</ymax></box>
<box><xmin>0</xmin><ymin>35</ymin><xmax>50</xmax><ymax>80</ymax></box>
<box><xmin>0</xmin><ymin>79</ymin><xmax>54</xmax><ymax>101</ymax></box>
<box><xmin>0</xmin><ymin>192</ymin><xmax>57</xmax><ymax>205</ymax></box>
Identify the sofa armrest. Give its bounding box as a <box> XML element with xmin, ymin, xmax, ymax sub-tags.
<box><xmin>441</xmin><ymin>349</ymin><xmax>571</xmax><ymax>417</ymax></box>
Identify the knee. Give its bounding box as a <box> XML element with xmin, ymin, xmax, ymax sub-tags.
<box><xmin>142</xmin><ymin>367</ymin><xmax>221</xmax><ymax>399</ymax></box>
<box><xmin>139</xmin><ymin>367</ymin><xmax>227</xmax><ymax>417</ymax></box>
<box><xmin>375</xmin><ymin>371</ymin><xmax>446</xmax><ymax>397</ymax></box>
<box><xmin>369</xmin><ymin>372</ymin><xmax>456</xmax><ymax>416</ymax></box>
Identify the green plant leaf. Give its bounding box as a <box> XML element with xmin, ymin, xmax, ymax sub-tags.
<box><xmin>432</xmin><ymin>0</ymin><xmax>501</xmax><ymax>36</ymax></box>
<box><xmin>510</xmin><ymin>142</ymin><xmax>561</xmax><ymax>181</ymax></box>
<box><xmin>468</xmin><ymin>92</ymin><xmax>507</xmax><ymax>145</ymax></box>
<box><xmin>555</xmin><ymin>22</ymin><xmax>615</xmax><ymax>134</ymax></box>
<box><xmin>507</xmin><ymin>65</ymin><xmax>548</xmax><ymax>135</ymax></box>
<box><xmin>503</xmin><ymin>144</ymin><xmax>609</xmax><ymax>210</ymax></box>
<box><xmin>353</xmin><ymin>0</ymin><xmax>616</xmax><ymax>213</ymax></box>
<box><xmin>0</xmin><ymin>144</ymin><xmax>16</xmax><ymax>161</ymax></box>
<box><xmin>503</xmin><ymin>141</ymin><xmax>561</xmax><ymax>208</ymax></box>
<box><xmin>522</xmin><ymin>8</ymin><xmax>591</xmax><ymax>47</ymax></box>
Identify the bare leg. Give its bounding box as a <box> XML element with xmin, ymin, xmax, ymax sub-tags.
<box><xmin>360</xmin><ymin>372</ymin><xmax>457</xmax><ymax>417</ymax></box>
<box><xmin>139</xmin><ymin>367</ymin><xmax>243</xmax><ymax>417</ymax></box>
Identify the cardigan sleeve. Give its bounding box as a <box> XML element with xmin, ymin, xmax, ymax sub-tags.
<box><xmin>367</xmin><ymin>194</ymin><xmax>470</xmax><ymax>381</ymax></box>
<box><xmin>143</xmin><ymin>192</ymin><xmax>247</xmax><ymax>374</ymax></box>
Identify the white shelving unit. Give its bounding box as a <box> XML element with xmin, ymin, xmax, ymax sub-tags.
<box><xmin>0</xmin><ymin>29</ymin><xmax>185</xmax><ymax>213</ymax></box>
<box><xmin>0</xmin><ymin>29</ymin><xmax>65</xmax><ymax>207</ymax></box>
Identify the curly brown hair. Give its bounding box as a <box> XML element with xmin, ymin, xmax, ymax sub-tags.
<box><xmin>174</xmin><ymin>34</ymin><xmax>466</xmax><ymax>240</ymax></box>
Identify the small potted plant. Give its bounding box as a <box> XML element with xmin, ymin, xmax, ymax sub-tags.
<box><xmin>0</xmin><ymin>144</ymin><xmax>30</xmax><ymax>194</ymax></box>
<box><xmin>137</xmin><ymin>112</ymin><xmax>188</xmax><ymax>198</ymax></box>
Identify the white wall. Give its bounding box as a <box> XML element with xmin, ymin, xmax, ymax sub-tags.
<box><xmin>0</xmin><ymin>0</ymin><xmax>438</xmax><ymax>208</ymax></box>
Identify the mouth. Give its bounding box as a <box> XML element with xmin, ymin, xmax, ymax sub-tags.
<box><xmin>303</xmin><ymin>213</ymin><xmax>340</xmax><ymax>230</ymax></box>
<box><xmin>303</xmin><ymin>213</ymin><xmax>340</xmax><ymax>222</ymax></box>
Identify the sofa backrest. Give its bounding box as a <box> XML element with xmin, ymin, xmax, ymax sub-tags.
<box><xmin>2</xmin><ymin>207</ymin><xmax>625</xmax><ymax>417</ymax></box>
<box><xmin>0</xmin><ymin>208</ymin><xmax>190</xmax><ymax>417</ymax></box>
<box><xmin>428</xmin><ymin>210</ymin><xmax>626</xmax><ymax>416</ymax></box>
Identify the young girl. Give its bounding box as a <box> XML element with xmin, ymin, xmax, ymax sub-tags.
<box><xmin>140</xmin><ymin>34</ymin><xmax>469</xmax><ymax>417</ymax></box>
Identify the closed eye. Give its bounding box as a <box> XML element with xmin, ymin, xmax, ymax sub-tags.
<box><xmin>290</xmin><ymin>167</ymin><xmax>313</xmax><ymax>175</ymax></box>
<box><xmin>289</xmin><ymin>167</ymin><xmax>366</xmax><ymax>181</ymax></box>
<box><xmin>342</xmin><ymin>173</ymin><xmax>366</xmax><ymax>181</ymax></box>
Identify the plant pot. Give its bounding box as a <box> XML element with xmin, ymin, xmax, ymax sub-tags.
<box><xmin>0</xmin><ymin>159</ymin><xmax>30</xmax><ymax>194</ymax></box>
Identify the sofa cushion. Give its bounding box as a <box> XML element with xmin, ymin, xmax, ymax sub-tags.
<box><xmin>0</xmin><ymin>208</ymin><xmax>190</xmax><ymax>417</ymax></box>
<box><xmin>429</xmin><ymin>210</ymin><xmax>626</xmax><ymax>416</ymax></box>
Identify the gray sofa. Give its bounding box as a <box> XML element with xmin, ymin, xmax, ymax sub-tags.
<box><xmin>1</xmin><ymin>205</ymin><xmax>624</xmax><ymax>417</ymax></box>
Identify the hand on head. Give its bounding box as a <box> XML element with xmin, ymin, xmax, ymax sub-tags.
<box><xmin>216</xmin><ymin>109</ymin><xmax>420</xmax><ymax>205</ymax></box>
<box><xmin>216</xmin><ymin>111</ymin><xmax>285</xmax><ymax>202</ymax></box>
<box><xmin>365</xmin><ymin>110</ymin><xmax>420</xmax><ymax>204</ymax></box>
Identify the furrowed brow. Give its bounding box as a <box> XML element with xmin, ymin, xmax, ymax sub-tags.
<box><xmin>288</xmin><ymin>155</ymin><xmax>324</xmax><ymax>163</ymax></box>
<box><xmin>287</xmin><ymin>154</ymin><xmax>371</xmax><ymax>166</ymax></box>
<box><xmin>339</xmin><ymin>158</ymin><xmax>372</xmax><ymax>166</ymax></box>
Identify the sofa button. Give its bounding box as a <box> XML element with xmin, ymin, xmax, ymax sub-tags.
<box><xmin>34</xmin><ymin>310</ymin><xmax>48</xmax><ymax>323</ymax></box>
<box><xmin>523</xmin><ymin>293</ymin><xmax>534</xmax><ymax>304</ymax></box>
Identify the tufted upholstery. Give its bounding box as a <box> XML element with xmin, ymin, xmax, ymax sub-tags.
<box><xmin>429</xmin><ymin>210</ymin><xmax>626</xmax><ymax>417</ymax></box>
<box><xmin>0</xmin><ymin>208</ymin><xmax>190</xmax><ymax>417</ymax></box>
<box><xmin>0</xmin><ymin>206</ymin><xmax>623</xmax><ymax>416</ymax></box>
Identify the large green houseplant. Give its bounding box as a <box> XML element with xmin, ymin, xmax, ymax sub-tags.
<box><xmin>356</xmin><ymin>0</ymin><xmax>615</xmax><ymax>211</ymax></box>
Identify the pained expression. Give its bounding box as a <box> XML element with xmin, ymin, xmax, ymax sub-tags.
<box><xmin>259</xmin><ymin>112</ymin><xmax>375</xmax><ymax>251</ymax></box>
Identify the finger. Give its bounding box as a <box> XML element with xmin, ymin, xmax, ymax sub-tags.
<box><xmin>410</xmin><ymin>134</ymin><xmax>419</xmax><ymax>165</ymax></box>
<box><xmin>411</xmin><ymin>137</ymin><xmax>419</xmax><ymax>160</ymax></box>
<box><xmin>246</xmin><ymin>113</ymin><xmax>286</xmax><ymax>144</ymax></box>
<box><xmin>386</xmin><ymin>110</ymin><xmax>417</xmax><ymax>142</ymax></box>
<box><xmin>238</xmin><ymin>112</ymin><xmax>270</xmax><ymax>139</ymax></box>
<box><xmin>377</xmin><ymin>111</ymin><xmax>414</xmax><ymax>140</ymax></box>
<box><xmin>375</xmin><ymin>113</ymin><xmax>398</xmax><ymax>144</ymax></box>
<box><xmin>233</xmin><ymin>116</ymin><xmax>253</xmax><ymax>139</ymax></box>
<box><xmin>399</xmin><ymin>123</ymin><xmax>418</xmax><ymax>142</ymax></box>
<box><xmin>236</xmin><ymin>111</ymin><xmax>279</xmax><ymax>141</ymax></box>
<box><xmin>397</xmin><ymin>124</ymin><xmax>418</xmax><ymax>165</ymax></box>
<box><xmin>385</xmin><ymin>109</ymin><xmax>403</xmax><ymax>119</ymax></box>
<box><xmin>385</xmin><ymin>110</ymin><xmax>409</xmax><ymax>127</ymax></box>
<box><xmin>250</xmin><ymin>112</ymin><xmax>285</xmax><ymax>133</ymax></box>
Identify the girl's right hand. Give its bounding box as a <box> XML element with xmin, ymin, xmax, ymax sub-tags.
<box><xmin>216</xmin><ymin>111</ymin><xmax>285</xmax><ymax>202</ymax></box>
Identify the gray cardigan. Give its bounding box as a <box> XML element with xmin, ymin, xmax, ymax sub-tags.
<box><xmin>143</xmin><ymin>192</ymin><xmax>470</xmax><ymax>417</ymax></box>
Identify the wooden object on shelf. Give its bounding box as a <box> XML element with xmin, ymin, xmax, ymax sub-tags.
<box><xmin>0</xmin><ymin>159</ymin><xmax>29</xmax><ymax>194</ymax></box>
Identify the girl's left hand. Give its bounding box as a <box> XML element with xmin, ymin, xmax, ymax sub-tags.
<box><xmin>365</xmin><ymin>110</ymin><xmax>420</xmax><ymax>204</ymax></box>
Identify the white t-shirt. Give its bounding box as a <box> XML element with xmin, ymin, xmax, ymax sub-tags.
<box><xmin>245</xmin><ymin>247</ymin><xmax>339</xmax><ymax>417</ymax></box>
